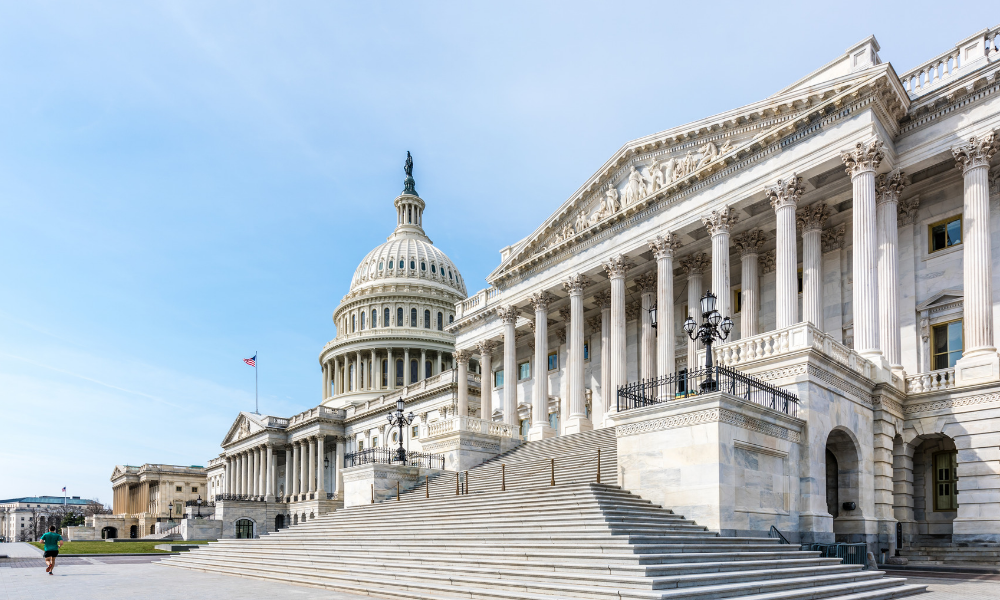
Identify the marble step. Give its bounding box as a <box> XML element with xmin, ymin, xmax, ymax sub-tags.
<box><xmin>163</xmin><ymin>556</ymin><xmax>917</xmax><ymax>600</ymax></box>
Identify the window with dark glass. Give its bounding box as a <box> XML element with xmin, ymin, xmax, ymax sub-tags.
<box><xmin>410</xmin><ymin>260</ymin><xmax>415</xmax><ymax>270</ymax></box>
<box><xmin>360</xmin><ymin>311</ymin><xmax>365</xmax><ymax>330</ymax></box>
<box><xmin>398</xmin><ymin>260</ymin><xmax>404</xmax><ymax>269</ymax></box>
<box><xmin>583</xmin><ymin>342</ymin><xmax>589</xmax><ymax>360</ymax></box>
<box><xmin>384</xmin><ymin>308</ymin><xmax>390</xmax><ymax>326</ymax></box>
<box><xmin>395</xmin><ymin>359</ymin><xmax>404</xmax><ymax>386</ymax></box>
<box><xmin>437</xmin><ymin>312</ymin><xmax>443</xmax><ymax>330</ymax></box>
<box><xmin>351</xmin><ymin>314</ymin><xmax>356</xmax><ymax>332</ymax></box>
<box><xmin>518</xmin><ymin>361</ymin><xmax>530</xmax><ymax>380</ymax></box>
<box><xmin>449</xmin><ymin>315</ymin><xmax>454</xmax><ymax>324</ymax></box>
<box><xmin>431</xmin><ymin>264</ymin><xmax>437</xmax><ymax>274</ymax></box>
<box><xmin>547</xmin><ymin>351</ymin><xmax>558</xmax><ymax>371</ymax></box>
<box><xmin>397</xmin><ymin>307</ymin><xmax>403</xmax><ymax>325</ymax></box>
<box><xmin>424</xmin><ymin>309</ymin><xmax>430</xmax><ymax>328</ymax></box>
<box><xmin>372</xmin><ymin>309</ymin><xmax>377</xmax><ymax>327</ymax></box>
<box><xmin>733</xmin><ymin>289</ymin><xmax>743</xmax><ymax>314</ymax></box>
<box><xmin>410</xmin><ymin>359</ymin><xmax>418</xmax><ymax>383</ymax></box>
<box><xmin>932</xmin><ymin>320</ymin><xmax>963</xmax><ymax>370</ymax></box>
<box><xmin>425</xmin><ymin>360</ymin><xmax>431</xmax><ymax>379</ymax></box>
<box><xmin>929</xmin><ymin>216</ymin><xmax>962</xmax><ymax>253</ymax></box>
<box><xmin>934</xmin><ymin>451</ymin><xmax>958</xmax><ymax>511</ymax></box>
<box><xmin>410</xmin><ymin>308</ymin><xmax>417</xmax><ymax>327</ymax></box>
<box><xmin>421</xmin><ymin>262</ymin><xmax>426</xmax><ymax>271</ymax></box>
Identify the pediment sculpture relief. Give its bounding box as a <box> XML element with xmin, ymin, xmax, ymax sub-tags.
<box><xmin>237</xmin><ymin>419</ymin><xmax>251</xmax><ymax>440</ymax></box>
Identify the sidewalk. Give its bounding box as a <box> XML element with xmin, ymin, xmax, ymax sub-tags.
<box><xmin>0</xmin><ymin>544</ymin><xmax>41</xmax><ymax>558</ymax></box>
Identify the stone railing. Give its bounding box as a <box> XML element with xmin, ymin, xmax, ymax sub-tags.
<box><xmin>288</xmin><ymin>405</ymin><xmax>344</xmax><ymax>427</ymax></box>
<box><xmin>455</xmin><ymin>287</ymin><xmax>503</xmax><ymax>319</ymax></box>
<box><xmin>905</xmin><ymin>368</ymin><xmax>956</xmax><ymax>394</ymax></box>
<box><xmin>711</xmin><ymin>322</ymin><xmax>876</xmax><ymax>380</ymax></box>
<box><xmin>427</xmin><ymin>415</ymin><xmax>515</xmax><ymax>438</ymax></box>
<box><xmin>899</xmin><ymin>26</ymin><xmax>1000</xmax><ymax>97</ymax></box>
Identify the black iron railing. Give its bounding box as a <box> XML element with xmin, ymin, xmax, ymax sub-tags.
<box><xmin>769</xmin><ymin>525</ymin><xmax>790</xmax><ymax>544</ymax></box>
<box><xmin>214</xmin><ymin>494</ymin><xmax>265</xmax><ymax>502</ymax></box>
<box><xmin>344</xmin><ymin>448</ymin><xmax>445</xmax><ymax>470</ymax></box>
<box><xmin>185</xmin><ymin>500</ymin><xmax>215</xmax><ymax>507</ymax></box>
<box><xmin>617</xmin><ymin>365</ymin><xmax>799</xmax><ymax>417</ymax></box>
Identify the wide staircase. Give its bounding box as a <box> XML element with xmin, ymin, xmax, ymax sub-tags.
<box><xmin>899</xmin><ymin>535</ymin><xmax>1000</xmax><ymax>569</ymax></box>
<box><xmin>163</xmin><ymin>429</ymin><xmax>925</xmax><ymax>599</ymax></box>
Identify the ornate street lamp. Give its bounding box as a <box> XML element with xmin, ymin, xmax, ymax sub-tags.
<box><xmin>195</xmin><ymin>495</ymin><xmax>203</xmax><ymax>518</ymax></box>
<box><xmin>683</xmin><ymin>291</ymin><xmax>734</xmax><ymax>392</ymax></box>
<box><xmin>167</xmin><ymin>503</ymin><xmax>174</xmax><ymax>523</ymax></box>
<box><xmin>386</xmin><ymin>397</ymin><xmax>415</xmax><ymax>463</ymax></box>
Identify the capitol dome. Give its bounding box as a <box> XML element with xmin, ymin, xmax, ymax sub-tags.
<box><xmin>350</xmin><ymin>225</ymin><xmax>466</xmax><ymax>296</ymax></box>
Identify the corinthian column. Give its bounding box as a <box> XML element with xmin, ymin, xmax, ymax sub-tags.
<box><xmin>528</xmin><ymin>292</ymin><xmax>555</xmax><ymax>440</ymax></box>
<box><xmin>593</xmin><ymin>290</ymin><xmax>612</xmax><ymax>424</ymax></box>
<box><xmin>953</xmin><ymin>131</ymin><xmax>1000</xmax><ymax>385</ymax></box>
<box><xmin>265</xmin><ymin>444</ymin><xmax>274</xmax><ymax>501</ymax></box>
<box><xmin>290</xmin><ymin>443</ymin><xmax>299</xmax><ymax>496</ymax></box>
<box><xmin>454</xmin><ymin>349</ymin><xmax>471</xmax><ymax>417</ymax></box>
<box><xmin>602</xmin><ymin>255</ymin><xmax>632</xmax><ymax>403</ymax></box>
<box><xmin>680</xmin><ymin>253</ymin><xmax>710</xmax><ymax>370</ymax></box>
<box><xmin>766</xmin><ymin>175</ymin><xmax>805</xmax><ymax>329</ymax></box>
<box><xmin>563</xmin><ymin>275</ymin><xmax>591</xmax><ymax>434</ymax></box>
<box><xmin>497</xmin><ymin>305</ymin><xmax>520</xmax><ymax>427</ymax></box>
<box><xmin>876</xmin><ymin>170</ymin><xmax>906</xmax><ymax>374</ymax></box>
<box><xmin>733</xmin><ymin>230</ymin><xmax>766</xmax><ymax>338</ymax></box>
<box><xmin>842</xmin><ymin>140</ymin><xmax>885</xmax><ymax>365</ymax></box>
<box><xmin>476</xmin><ymin>340</ymin><xmax>498</xmax><ymax>421</ymax></box>
<box><xmin>797</xmin><ymin>203</ymin><xmax>831</xmax><ymax>329</ymax></box>
<box><xmin>634</xmin><ymin>272</ymin><xmax>657</xmax><ymax>380</ymax></box>
<box><xmin>649</xmin><ymin>234</ymin><xmax>681</xmax><ymax>378</ymax></box>
<box><xmin>703</xmin><ymin>206</ymin><xmax>739</xmax><ymax>320</ymax></box>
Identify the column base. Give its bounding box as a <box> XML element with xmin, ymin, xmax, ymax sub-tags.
<box><xmin>265</xmin><ymin>494</ymin><xmax>275</xmax><ymax>502</ymax></box>
<box><xmin>563</xmin><ymin>416</ymin><xmax>593</xmax><ymax>435</ymax></box>
<box><xmin>955</xmin><ymin>349</ymin><xmax>1000</xmax><ymax>387</ymax></box>
<box><xmin>858</xmin><ymin>350</ymin><xmax>893</xmax><ymax>383</ymax></box>
<box><xmin>527</xmin><ymin>423</ymin><xmax>556</xmax><ymax>441</ymax></box>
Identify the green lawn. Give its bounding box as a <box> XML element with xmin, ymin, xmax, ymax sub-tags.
<box><xmin>29</xmin><ymin>540</ymin><xmax>209</xmax><ymax>554</ymax></box>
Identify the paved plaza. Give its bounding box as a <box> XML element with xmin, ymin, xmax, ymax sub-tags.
<box><xmin>0</xmin><ymin>542</ymin><xmax>998</xmax><ymax>600</ymax></box>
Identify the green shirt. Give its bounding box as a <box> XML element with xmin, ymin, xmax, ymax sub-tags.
<box><xmin>40</xmin><ymin>532</ymin><xmax>62</xmax><ymax>552</ymax></box>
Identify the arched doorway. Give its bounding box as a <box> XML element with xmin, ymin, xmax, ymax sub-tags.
<box><xmin>101</xmin><ymin>526</ymin><xmax>118</xmax><ymax>539</ymax></box>
<box><xmin>129</xmin><ymin>525</ymin><xmax>138</xmax><ymax>539</ymax></box>
<box><xmin>149</xmin><ymin>524</ymin><xmax>156</xmax><ymax>534</ymax></box>
<box><xmin>274</xmin><ymin>514</ymin><xmax>284</xmax><ymax>530</ymax></box>
<box><xmin>293</xmin><ymin>514</ymin><xmax>298</xmax><ymax>525</ymax></box>
<box><xmin>235</xmin><ymin>518</ymin><xmax>254</xmax><ymax>539</ymax></box>
<box><xmin>825</xmin><ymin>428</ymin><xmax>861</xmax><ymax>541</ymax></box>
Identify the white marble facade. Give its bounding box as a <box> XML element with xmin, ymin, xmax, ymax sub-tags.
<box><xmin>450</xmin><ymin>30</ymin><xmax>1000</xmax><ymax>552</ymax></box>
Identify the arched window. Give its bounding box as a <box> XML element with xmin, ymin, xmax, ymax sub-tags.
<box><xmin>384</xmin><ymin>308</ymin><xmax>390</xmax><ymax>327</ymax></box>
<box><xmin>378</xmin><ymin>261</ymin><xmax>383</xmax><ymax>271</ymax></box>
<box><xmin>431</xmin><ymin>264</ymin><xmax>436</xmax><ymax>274</ymax></box>
<box><xmin>352</xmin><ymin>314</ymin><xmax>356</xmax><ymax>332</ymax></box>
<box><xmin>448</xmin><ymin>269</ymin><xmax>453</xmax><ymax>280</ymax></box>
<box><xmin>396</xmin><ymin>359</ymin><xmax>404</xmax><ymax>386</ymax></box>
<box><xmin>388</xmin><ymin>259</ymin><xmax>394</xmax><ymax>270</ymax></box>
<box><xmin>410</xmin><ymin>260</ymin><xmax>415</xmax><ymax>270</ymax></box>
<box><xmin>437</xmin><ymin>312</ymin><xmax>443</xmax><ymax>331</ymax></box>
<box><xmin>410</xmin><ymin>359</ymin><xmax>418</xmax><ymax>383</ymax></box>
<box><xmin>382</xmin><ymin>360</ymin><xmax>388</xmax><ymax>387</ymax></box>
<box><xmin>398</xmin><ymin>260</ymin><xmax>404</xmax><ymax>269</ymax></box>
<box><xmin>360</xmin><ymin>311</ymin><xmax>365</xmax><ymax>330</ymax></box>
<box><xmin>424</xmin><ymin>309</ymin><xmax>430</xmax><ymax>328</ymax></box>
<box><xmin>421</xmin><ymin>261</ymin><xmax>426</xmax><ymax>271</ymax></box>
<box><xmin>408</xmin><ymin>207</ymin><xmax>412</xmax><ymax>223</ymax></box>
<box><xmin>425</xmin><ymin>360</ymin><xmax>432</xmax><ymax>379</ymax></box>
<box><xmin>397</xmin><ymin>307</ymin><xmax>403</xmax><ymax>326</ymax></box>
<box><xmin>410</xmin><ymin>308</ymin><xmax>417</xmax><ymax>327</ymax></box>
<box><xmin>372</xmin><ymin>309</ymin><xmax>377</xmax><ymax>327</ymax></box>
<box><xmin>348</xmin><ymin>364</ymin><xmax>354</xmax><ymax>391</ymax></box>
<box><xmin>449</xmin><ymin>315</ymin><xmax>454</xmax><ymax>324</ymax></box>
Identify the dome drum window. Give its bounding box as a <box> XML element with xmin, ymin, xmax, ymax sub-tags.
<box><xmin>421</xmin><ymin>261</ymin><xmax>426</xmax><ymax>271</ymax></box>
<box><xmin>410</xmin><ymin>308</ymin><xmax>417</xmax><ymax>327</ymax></box>
<box><xmin>410</xmin><ymin>260</ymin><xmax>416</xmax><ymax>270</ymax></box>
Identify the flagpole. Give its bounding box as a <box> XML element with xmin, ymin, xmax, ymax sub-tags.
<box><xmin>255</xmin><ymin>351</ymin><xmax>259</xmax><ymax>415</ymax></box>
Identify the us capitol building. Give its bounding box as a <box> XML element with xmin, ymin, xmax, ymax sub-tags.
<box><xmin>85</xmin><ymin>26</ymin><xmax>1000</xmax><ymax>566</ymax></box>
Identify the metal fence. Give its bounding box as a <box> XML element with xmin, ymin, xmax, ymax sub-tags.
<box><xmin>616</xmin><ymin>365</ymin><xmax>799</xmax><ymax>417</ymax></box>
<box><xmin>808</xmin><ymin>543</ymin><xmax>870</xmax><ymax>569</ymax></box>
<box><xmin>344</xmin><ymin>448</ymin><xmax>445</xmax><ymax>470</ymax></box>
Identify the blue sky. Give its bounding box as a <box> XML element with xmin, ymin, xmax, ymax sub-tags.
<box><xmin>0</xmin><ymin>2</ymin><xmax>991</xmax><ymax>502</ymax></box>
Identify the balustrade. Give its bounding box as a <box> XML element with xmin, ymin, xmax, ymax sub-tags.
<box><xmin>899</xmin><ymin>26</ymin><xmax>1000</xmax><ymax>97</ymax></box>
<box><xmin>426</xmin><ymin>415</ymin><xmax>515</xmax><ymax>438</ymax></box>
<box><xmin>905</xmin><ymin>368</ymin><xmax>956</xmax><ymax>394</ymax></box>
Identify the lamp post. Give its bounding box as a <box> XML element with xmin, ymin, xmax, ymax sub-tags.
<box><xmin>167</xmin><ymin>503</ymin><xmax>174</xmax><ymax>524</ymax></box>
<box><xmin>682</xmin><ymin>291</ymin><xmax>734</xmax><ymax>392</ymax></box>
<box><xmin>386</xmin><ymin>397</ymin><xmax>415</xmax><ymax>464</ymax></box>
<box><xmin>195</xmin><ymin>495</ymin><xmax>203</xmax><ymax>518</ymax></box>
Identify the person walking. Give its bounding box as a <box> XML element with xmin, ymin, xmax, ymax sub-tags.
<box><xmin>39</xmin><ymin>525</ymin><xmax>63</xmax><ymax>574</ymax></box>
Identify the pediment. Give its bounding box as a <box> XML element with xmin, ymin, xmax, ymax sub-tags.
<box><xmin>916</xmin><ymin>289</ymin><xmax>963</xmax><ymax>312</ymax></box>
<box><xmin>221</xmin><ymin>412</ymin><xmax>267</xmax><ymax>446</ymax></box>
<box><xmin>488</xmin><ymin>64</ymin><xmax>909</xmax><ymax>287</ymax></box>
<box><xmin>110</xmin><ymin>465</ymin><xmax>128</xmax><ymax>480</ymax></box>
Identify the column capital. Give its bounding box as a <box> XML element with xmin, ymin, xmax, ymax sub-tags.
<box><xmin>952</xmin><ymin>130</ymin><xmax>999</xmax><ymax>174</ymax></box>
<box><xmin>796</xmin><ymin>202</ymin><xmax>831</xmax><ymax>233</ymax></box>
<box><xmin>701</xmin><ymin>205</ymin><xmax>739</xmax><ymax>236</ymax></box>
<box><xmin>593</xmin><ymin>289</ymin><xmax>613</xmax><ymax>309</ymax></box>
<box><xmin>601</xmin><ymin>254</ymin><xmax>633</xmax><ymax>280</ymax></box>
<box><xmin>586</xmin><ymin>315</ymin><xmax>602</xmax><ymax>332</ymax></box>
<box><xmin>759</xmin><ymin>250</ymin><xmax>776</xmax><ymax>274</ymax></box>
<box><xmin>476</xmin><ymin>339</ymin><xmax>499</xmax><ymax>357</ymax></box>
<box><xmin>821</xmin><ymin>225</ymin><xmax>847</xmax><ymax>253</ymax></box>
<box><xmin>497</xmin><ymin>305</ymin><xmax>520</xmax><ymax>324</ymax></box>
<box><xmin>733</xmin><ymin>229</ymin><xmax>767</xmax><ymax>258</ymax></box>
<box><xmin>766</xmin><ymin>175</ymin><xmax>805</xmax><ymax>210</ymax></box>
<box><xmin>875</xmin><ymin>168</ymin><xmax>907</xmax><ymax>205</ymax></box>
<box><xmin>898</xmin><ymin>196</ymin><xmax>920</xmax><ymax>226</ymax></box>
<box><xmin>562</xmin><ymin>274</ymin><xmax>591</xmax><ymax>296</ymax></box>
<box><xmin>454</xmin><ymin>349</ymin><xmax>472</xmax><ymax>365</ymax></box>
<box><xmin>529</xmin><ymin>291</ymin><xmax>554</xmax><ymax>313</ymax></box>
<box><xmin>841</xmin><ymin>138</ymin><xmax>884</xmax><ymax>177</ymax></box>
<box><xmin>679</xmin><ymin>252</ymin><xmax>710</xmax><ymax>277</ymax></box>
<box><xmin>634</xmin><ymin>272</ymin><xmax>657</xmax><ymax>294</ymax></box>
<box><xmin>558</xmin><ymin>306</ymin><xmax>571</xmax><ymax>322</ymax></box>
<box><xmin>648</xmin><ymin>232</ymin><xmax>682</xmax><ymax>259</ymax></box>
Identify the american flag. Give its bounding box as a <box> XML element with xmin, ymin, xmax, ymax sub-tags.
<box><xmin>61</xmin><ymin>487</ymin><xmax>66</xmax><ymax>493</ymax></box>
<box><xmin>243</xmin><ymin>355</ymin><xmax>256</xmax><ymax>368</ymax></box>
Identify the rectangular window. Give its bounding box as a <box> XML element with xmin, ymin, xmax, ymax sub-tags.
<box><xmin>191</xmin><ymin>487</ymin><xmax>197</xmax><ymax>493</ymax></box>
<box><xmin>933</xmin><ymin>451</ymin><xmax>958</xmax><ymax>511</ymax></box>
<box><xmin>929</xmin><ymin>215</ymin><xmax>962</xmax><ymax>253</ymax></box>
<box><xmin>358</xmin><ymin>440</ymin><xmax>364</xmax><ymax>451</ymax></box>
<box><xmin>583</xmin><ymin>342</ymin><xmax>590</xmax><ymax>360</ymax></box>
<box><xmin>733</xmin><ymin>289</ymin><xmax>742</xmax><ymax>314</ymax></box>
<box><xmin>932</xmin><ymin>319</ymin><xmax>963</xmax><ymax>370</ymax></box>
<box><xmin>519</xmin><ymin>419</ymin><xmax>530</xmax><ymax>441</ymax></box>
<box><xmin>411</xmin><ymin>425</ymin><xmax>419</xmax><ymax>438</ymax></box>
<box><xmin>494</xmin><ymin>369</ymin><xmax>504</xmax><ymax>389</ymax></box>
<box><xmin>547</xmin><ymin>351</ymin><xmax>558</xmax><ymax>371</ymax></box>
<box><xmin>518</xmin><ymin>361</ymin><xmax>531</xmax><ymax>380</ymax></box>
<box><xmin>371</xmin><ymin>437</ymin><xmax>378</xmax><ymax>448</ymax></box>
<box><xmin>175</xmin><ymin>486</ymin><xmax>182</xmax><ymax>492</ymax></box>
<box><xmin>548</xmin><ymin>412</ymin><xmax>559</xmax><ymax>431</ymax></box>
